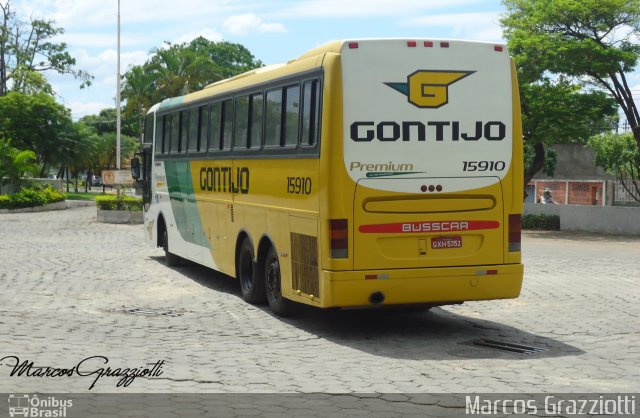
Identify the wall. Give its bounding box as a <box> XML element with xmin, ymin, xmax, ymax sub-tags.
<box><xmin>529</xmin><ymin>180</ymin><xmax>606</xmax><ymax>205</ymax></box>
<box><xmin>533</xmin><ymin>143</ymin><xmax>614</xmax><ymax>181</ymax></box>
<box><xmin>525</xmin><ymin>203</ymin><xmax>640</xmax><ymax>236</ymax></box>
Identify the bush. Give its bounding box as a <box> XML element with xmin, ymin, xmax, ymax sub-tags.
<box><xmin>522</xmin><ymin>214</ymin><xmax>560</xmax><ymax>230</ymax></box>
<box><xmin>0</xmin><ymin>185</ymin><xmax>65</xmax><ymax>209</ymax></box>
<box><xmin>96</xmin><ymin>195</ymin><xmax>143</xmax><ymax>211</ymax></box>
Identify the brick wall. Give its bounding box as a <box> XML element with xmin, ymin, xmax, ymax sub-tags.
<box><xmin>531</xmin><ymin>180</ymin><xmax>605</xmax><ymax>206</ymax></box>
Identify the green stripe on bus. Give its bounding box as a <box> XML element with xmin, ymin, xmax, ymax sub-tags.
<box><xmin>164</xmin><ymin>160</ymin><xmax>210</xmax><ymax>249</ymax></box>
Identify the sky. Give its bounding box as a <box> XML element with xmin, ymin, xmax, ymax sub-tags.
<box><xmin>9</xmin><ymin>0</ymin><xmax>640</xmax><ymax>123</ymax></box>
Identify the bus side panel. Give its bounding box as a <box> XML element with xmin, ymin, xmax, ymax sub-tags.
<box><xmin>318</xmin><ymin>53</ymin><xmax>354</xmax><ymax>273</ymax></box>
<box><xmin>503</xmin><ymin>60</ymin><xmax>524</xmax><ymax>266</ymax></box>
<box><xmin>230</xmin><ymin>158</ymin><xmax>320</xmax><ymax>302</ymax></box>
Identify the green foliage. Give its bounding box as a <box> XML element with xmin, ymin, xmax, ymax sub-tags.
<box><xmin>588</xmin><ymin>132</ymin><xmax>640</xmax><ymax>201</ymax></box>
<box><xmin>521</xmin><ymin>81</ymin><xmax>617</xmax><ymax>145</ymax></box>
<box><xmin>502</xmin><ymin>0</ymin><xmax>640</xmax><ymax>81</ymax></box>
<box><xmin>0</xmin><ymin>92</ymin><xmax>75</xmax><ymax>176</ymax></box>
<box><xmin>525</xmin><ymin>143</ymin><xmax>558</xmax><ymax>177</ymax></box>
<box><xmin>502</xmin><ymin>0</ymin><xmax>640</xmax><ymax>148</ymax></box>
<box><xmin>0</xmin><ymin>185</ymin><xmax>64</xmax><ymax>209</ymax></box>
<box><xmin>95</xmin><ymin>195</ymin><xmax>143</xmax><ymax>211</ymax></box>
<box><xmin>79</xmin><ymin>108</ymin><xmax>138</xmax><ymax>138</ymax></box>
<box><xmin>0</xmin><ymin>1</ymin><xmax>93</xmax><ymax>95</ymax></box>
<box><xmin>0</xmin><ymin>0</ymin><xmax>93</xmax><ymax>96</ymax></box>
<box><xmin>122</xmin><ymin>37</ymin><xmax>263</xmax><ymax>121</ymax></box>
<box><xmin>9</xmin><ymin>66</ymin><xmax>55</xmax><ymax>96</ymax></box>
<box><xmin>522</xmin><ymin>214</ymin><xmax>561</xmax><ymax>230</ymax></box>
<box><xmin>0</xmin><ymin>137</ymin><xmax>39</xmax><ymax>193</ymax></box>
<box><xmin>501</xmin><ymin>0</ymin><xmax>628</xmax><ymax>188</ymax></box>
<box><xmin>63</xmin><ymin>192</ymin><xmax>98</xmax><ymax>201</ymax></box>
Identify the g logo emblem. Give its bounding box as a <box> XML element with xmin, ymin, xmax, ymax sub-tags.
<box><xmin>386</xmin><ymin>70</ymin><xmax>475</xmax><ymax>109</ymax></box>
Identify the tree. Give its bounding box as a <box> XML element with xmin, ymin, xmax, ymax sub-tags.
<box><xmin>520</xmin><ymin>80</ymin><xmax>618</xmax><ymax>183</ymax></box>
<box><xmin>502</xmin><ymin>0</ymin><xmax>640</xmax><ymax>154</ymax></box>
<box><xmin>501</xmin><ymin>0</ymin><xmax>625</xmax><ymax>187</ymax></box>
<box><xmin>0</xmin><ymin>138</ymin><xmax>39</xmax><ymax>194</ymax></box>
<box><xmin>88</xmin><ymin>132</ymin><xmax>139</xmax><ymax>172</ymax></box>
<box><xmin>589</xmin><ymin>132</ymin><xmax>640</xmax><ymax>201</ymax></box>
<box><xmin>121</xmin><ymin>37</ymin><xmax>263</xmax><ymax>123</ymax></box>
<box><xmin>0</xmin><ymin>92</ymin><xmax>76</xmax><ymax>176</ymax></box>
<box><xmin>0</xmin><ymin>0</ymin><xmax>93</xmax><ymax>96</ymax></box>
<box><xmin>76</xmin><ymin>111</ymin><xmax>139</xmax><ymax>173</ymax></box>
<box><xmin>80</xmin><ymin>108</ymin><xmax>138</xmax><ymax>138</ymax></box>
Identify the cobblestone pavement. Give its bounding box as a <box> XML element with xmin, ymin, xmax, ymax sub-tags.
<box><xmin>0</xmin><ymin>207</ymin><xmax>638</xmax><ymax>416</ymax></box>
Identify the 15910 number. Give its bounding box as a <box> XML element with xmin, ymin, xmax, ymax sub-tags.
<box><xmin>463</xmin><ymin>160</ymin><xmax>506</xmax><ymax>172</ymax></box>
<box><xmin>287</xmin><ymin>177</ymin><xmax>312</xmax><ymax>195</ymax></box>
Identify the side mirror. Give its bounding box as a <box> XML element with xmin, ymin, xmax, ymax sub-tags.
<box><xmin>131</xmin><ymin>157</ymin><xmax>141</xmax><ymax>180</ymax></box>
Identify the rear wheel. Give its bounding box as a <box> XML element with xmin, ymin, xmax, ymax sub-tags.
<box><xmin>162</xmin><ymin>227</ymin><xmax>180</xmax><ymax>267</ymax></box>
<box><xmin>265</xmin><ymin>246</ymin><xmax>295</xmax><ymax>317</ymax></box>
<box><xmin>238</xmin><ymin>238</ymin><xmax>266</xmax><ymax>303</ymax></box>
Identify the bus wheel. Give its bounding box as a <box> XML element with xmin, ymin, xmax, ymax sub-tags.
<box><xmin>238</xmin><ymin>239</ymin><xmax>266</xmax><ymax>304</ymax></box>
<box><xmin>162</xmin><ymin>228</ymin><xmax>180</xmax><ymax>267</ymax></box>
<box><xmin>265</xmin><ymin>246</ymin><xmax>295</xmax><ymax>317</ymax></box>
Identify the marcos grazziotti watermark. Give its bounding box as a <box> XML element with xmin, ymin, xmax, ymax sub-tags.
<box><xmin>0</xmin><ymin>355</ymin><xmax>165</xmax><ymax>390</ymax></box>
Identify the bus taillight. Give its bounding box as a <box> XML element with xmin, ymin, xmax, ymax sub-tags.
<box><xmin>509</xmin><ymin>214</ymin><xmax>522</xmax><ymax>252</ymax></box>
<box><xmin>330</xmin><ymin>219</ymin><xmax>349</xmax><ymax>258</ymax></box>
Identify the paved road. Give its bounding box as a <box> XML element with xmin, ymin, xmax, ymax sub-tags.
<box><xmin>0</xmin><ymin>206</ymin><xmax>638</xmax><ymax>416</ymax></box>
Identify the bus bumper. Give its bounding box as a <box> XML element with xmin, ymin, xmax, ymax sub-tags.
<box><xmin>318</xmin><ymin>263</ymin><xmax>524</xmax><ymax>308</ymax></box>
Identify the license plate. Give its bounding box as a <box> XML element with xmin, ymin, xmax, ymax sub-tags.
<box><xmin>431</xmin><ymin>236</ymin><xmax>462</xmax><ymax>249</ymax></box>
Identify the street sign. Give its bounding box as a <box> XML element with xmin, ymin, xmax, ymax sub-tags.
<box><xmin>102</xmin><ymin>169</ymin><xmax>134</xmax><ymax>185</ymax></box>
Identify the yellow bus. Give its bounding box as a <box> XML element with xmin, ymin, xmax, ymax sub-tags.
<box><xmin>135</xmin><ymin>38</ymin><xmax>524</xmax><ymax>316</ymax></box>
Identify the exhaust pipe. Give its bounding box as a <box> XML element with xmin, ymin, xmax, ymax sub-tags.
<box><xmin>369</xmin><ymin>291</ymin><xmax>385</xmax><ymax>305</ymax></box>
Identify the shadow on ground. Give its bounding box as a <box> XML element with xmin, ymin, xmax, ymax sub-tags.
<box><xmin>152</xmin><ymin>256</ymin><xmax>585</xmax><ymax>362</ymax></box>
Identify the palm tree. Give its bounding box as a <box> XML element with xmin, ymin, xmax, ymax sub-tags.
<box><xmin>0</xmin><ymin>138</ymin><xmax>39</xmax><ymax>194</ymax></box>
<box><xmin>121</xmin><ymin>65</ymin><xmax>157</xmax><ymax>133</ymax></box>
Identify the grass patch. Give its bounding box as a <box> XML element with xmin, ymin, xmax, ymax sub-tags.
<box><xmin>64</xmin><ymin>191</ymin><xmax>100</xmax><ymax>201</ymax></box>
<box><xmin>96</xmin><ymin>195</ymin><xmax>143</xmax><ymax>211</ymax></box>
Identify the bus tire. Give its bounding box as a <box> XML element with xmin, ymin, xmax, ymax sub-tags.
<box><xmin>238</xmin><ymin>238</ymin><xmax>266</xmax><ymax>304</ymax></box>
<box><xmin>162</xmin><ymin>228</ymin><xmax>180</xmax><ymax>267</ymax></box>
<box><xmin>265</xmin><ymin>246</ymin><xmax>295</xmax><ymax>317</ymax></box>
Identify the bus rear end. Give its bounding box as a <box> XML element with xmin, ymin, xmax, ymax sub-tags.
<box><xmin>321</xmin><ymin>39</ymin><xmax>523</xmax><ymax>308</ymax></box>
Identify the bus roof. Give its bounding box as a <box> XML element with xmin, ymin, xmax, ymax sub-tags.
<box><xmin>153</xmin><ymin>38</ymin><xmax>508</xmax><ymax>114</ymax></box>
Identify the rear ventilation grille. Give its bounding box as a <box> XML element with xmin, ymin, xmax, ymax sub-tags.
<box><xmin>291</xmin><ymin>233</ymin><xmax>319</xmax><ymax>297</ymax></box>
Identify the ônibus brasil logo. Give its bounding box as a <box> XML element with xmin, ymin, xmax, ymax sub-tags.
<box><xmin>385</xmin><ymin>70</ymin><xmax>475</xmax><ymax>109</ymax></box>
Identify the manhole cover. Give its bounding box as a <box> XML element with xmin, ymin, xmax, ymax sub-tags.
<box><xmin>112</xmin><ymin>307</ymin><xmax>182</xmax><ymax>317</ymax></box>
<box><xmin>462</xmin><ymin>339</ymin><xmax>547</xmax><ymax>355</ymax></box>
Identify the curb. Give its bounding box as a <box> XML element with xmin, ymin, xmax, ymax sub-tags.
<box><xmin>96</xmin><ymin>209</ymin><xmax>143</xmax><ymax>224</ymax></box>
<box><xmin>0</xmin><ymin>201</ymin><xmax>68</xmax><ymax>214</ymax></box>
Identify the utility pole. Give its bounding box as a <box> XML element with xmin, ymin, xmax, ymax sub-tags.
<box><xmin>116</xmin><ymin>0</ymin><xmax>121</xmax><ymax>170</ymax></box>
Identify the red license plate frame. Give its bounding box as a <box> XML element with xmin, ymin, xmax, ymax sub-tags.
<box><xmin>431</xmin><ymin>236</ymin><xmax>462</xmax><ymax>249</ymax></box>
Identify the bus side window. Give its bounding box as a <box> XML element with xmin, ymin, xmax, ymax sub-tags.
<box><xmin>180</xmin><ymin>110</ymin><xmax>188</xmax><ymax>153</ymax></box>
<box><xmin>163</xmin><ymin>115</ymin><xmax>172</xmax><ymax>155</ymax></box>
<box><xmin>170</xmin><ymin>112</ymin><xmax>180</xmax><ymax>153</ymax></box>
<box><xmin>265</xmin><ymin>88</ymin><xmax>282</xmax><ymax>147</ymax></box>
<box><xmin>188</xmin><ymin>107</ymin><xmax>199</xmax><ymax>152</ymax></box>
<box><xmin>209</xmin><ymin>102</ymin><xmax>222</xmax><ymax>151</ymax></box>
<box><xmin>198</xmin><ymin>105</ymin><xmax>209</xmax><ymax>152</ymax></box>
<box><xmin>283</xmin><ymin>84</ymin><xmax>300</xmax><ymax>147</ymax></box>
<box><xmin>155</xmin><ymin>115</ymin><xmax>164</xmax><ymax>154</ymax></box>
<box><xmin>144</xmin><ymin>113</ymin><xmax>154</xmax><ymax>145</ymax></box>
<box><xmin>235</xmin><ymin>95</ymin><xmax>249</xmax><ymax>149</ymax></box>
<box><xmin>302</xmin><ymin>79</ymin><xmax>320</xmax><ymax>147</ymax></box>
<box><xmin>249</xmin><ymin>92</ymin><xmax>263</xmax><ymax>149</ymax></box>
<box><xmin>221</xmin><ymin>99</ymin><xmax>233</xmax><ymax>150</ymax></box>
